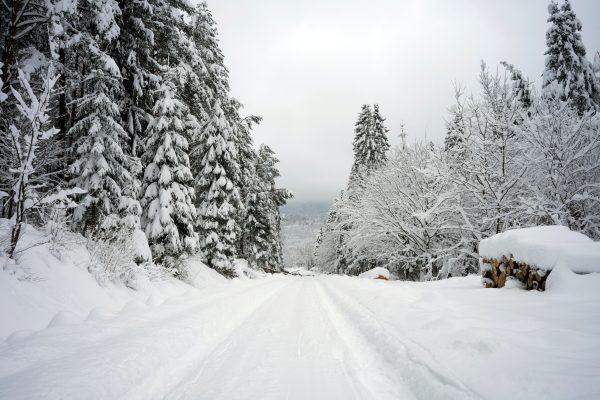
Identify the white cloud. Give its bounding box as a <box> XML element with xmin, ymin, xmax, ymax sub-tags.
<box><xmin>208</xmin><ymin>0</ymin><xmax>600</xmax><ymax>203</ymax></box>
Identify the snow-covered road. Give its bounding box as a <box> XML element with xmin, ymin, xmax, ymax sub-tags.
<box><xmin>1</xmin><ymin>274</ymin><xmax>599</xmax><ymax>400</ymax></box>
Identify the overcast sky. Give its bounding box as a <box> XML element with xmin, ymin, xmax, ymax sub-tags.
<box><xmin>208</xmin><ymin>0</ymin><xmax>600</xmax><ymax>204</ymax></box>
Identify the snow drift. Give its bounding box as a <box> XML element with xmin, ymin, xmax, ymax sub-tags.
<box><xmin>0</xmin><ymin>221</ymin><xmax>226</xmax><ymax>340</ymax></box>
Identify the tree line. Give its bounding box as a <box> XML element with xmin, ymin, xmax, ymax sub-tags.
<box><xmin>0</xmin><ymin>0</ymin><xmax>291</xmax><ymax>277</ymax></box>
<box><xmin>315</xmin><ymin>0</ymin><xmax>600</xmax><ymax>280</ymax></box>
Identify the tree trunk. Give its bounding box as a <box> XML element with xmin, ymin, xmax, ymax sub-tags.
<box><xmin>8</xmin><ymin>177</ymin><xmax>26</xmax><ymax>257</ymax></box>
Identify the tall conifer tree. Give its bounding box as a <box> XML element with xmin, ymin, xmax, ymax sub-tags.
<box><xmin>543</xmin><ymin>0</ymin><xmax>598</xmax><ymax>114</ymax></box>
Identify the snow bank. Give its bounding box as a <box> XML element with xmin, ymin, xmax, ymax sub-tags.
<box><xmin>479</xmin><ymin>225</ymin><xmax>600</xmax><ymax>273</ymax></box>
<box><xmin>0</xmin><ymin>223</ymin><xmax>227</xmax><ymax>340</ymax></box>
<box><xmin>546</xmin><ymin>264</ymin><xmax>600</xmax><ymax>295</ymax></box>
<box><xmin>181</xmin><ymin>255</ymin><xmax>228</xmax><ymax>288</ymax></box>
<box><xmin>233</xmin><ymin>259</ymin><xmax>267</xmax><ymax>279</ymax></box>
<box><xmin>358</xmin><ymin>267</ymin><xmax>390</xmax><ymax>280</ymax></box>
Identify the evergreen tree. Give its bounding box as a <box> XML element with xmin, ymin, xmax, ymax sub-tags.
<box><xmin>371</xmin><ymin>104</ymin><xmax>391</xmax><ymax>163</ymax></box>
<box><xmin>244</xmin><ymin>145</ymin><xmax>292</xmax><ymax>271</ymax></box>
<box><xmin>233</xmin><ymin>109</ymin><xmax>262</xmax><ymax>257</ymax></box>
<box><xmin>501</xmin><ymin>61</ymin><xmax>532</xmax><ymax>110</ymax></box>
<box><xmin>141</xmin><ymin>73</ymin><xmax>198</xmax><ymax>271</ymax></box>
<box><xmin>349</xmin><ymin>104</ymin><xmax>372</xmax><ymax>186</ymax></box>
<box><xmin>349</xmin><ymin>104</ymin><xmax>390</xmax><ymax>188</ymax></box>
<box><xmin>444</xmin><ymin>112</ymin><xmax>467</xmax><ymax>152</ymax></box>
<box><xmin>114</xmin><ymin>0</ymin><xmax>160</xmax><ymax>160</ymax></box>
<box><xmin>190</xmin><ymin>2</ymin><xmax>229</xmax><ymax>100</ymax></box>
<box><xmin>194</xmin><ymin>98</ymin><xmax>240</xmax><ymax>275</ymax></box>
<box><xmin>70</xmin><ymin>0</ymin><xmax>141</xmax><ymax>234</ymax></box>
<box><xmin>259</xmin><ymin>145</ymin><xmax>292</xmax><ymax>270</ymax></box>
<box><xmin>543</xmin><ymin>0</ymin><xmax>598</xmax><ymax>114</ymax></box>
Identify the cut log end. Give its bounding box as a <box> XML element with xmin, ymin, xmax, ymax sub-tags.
<box><xmin>481</xmin><ymin>257</ymin><xmax>549</xmax><ymax>291</ymax></box>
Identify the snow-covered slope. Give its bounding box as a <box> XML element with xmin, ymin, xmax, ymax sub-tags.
<box><xmin>0</xmin><ymin>224</ymin><xmax>226</xmax><ymax>340</ymax></box>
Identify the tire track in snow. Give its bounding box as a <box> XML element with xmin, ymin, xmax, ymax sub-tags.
<box><xmin>122</xmin><ymin>276</ymin><xmax>299</xmax><ymax>400</ymax></box>
<box><xmin>316</xmin><ymin>276</ymin><xmax>482</xmax><ymax>400</ymax></box>
<box><xmin>164</xmin><ymin>277</ymin><xmax>368</xmax><ymax>400</ymax></box>
<box><xmin>0</xmin><ymin>276</ymin><xmax>285</xmax><ymax>379</ymax></box>
<box><xmin>0</xmin><ymin>276</ymin><xmax>294</xmax><ymax>400</ymax></box>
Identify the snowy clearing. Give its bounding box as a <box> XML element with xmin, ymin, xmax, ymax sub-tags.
<box><xmin>1</xmin><ymin>272</ymin><xmax>599</xmax><ymax>400</ymax></box>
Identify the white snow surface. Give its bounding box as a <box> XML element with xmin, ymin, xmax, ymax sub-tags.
<box><xmin>2</xmin><ymin>270</ymin><xmax>600</xmax><ymax>399</ymax></box>
<box><xmin>2</xmin><ymin>224</ymin><xmax>600</xmax><ymax>399</ymax></box>
<box><xmin>358</xmin><ymin>266</ymin><xmax>391</xmax><ymax>279</ymax></box>
<box><xmin>0</xmin><ymin>223</ymin><xmax>225</xmax><ymax>340</ymax></box>
<box><xmin>479</xmin><ymin>225</ymin><xmax>600</xmax><ymax>273</ymax></box>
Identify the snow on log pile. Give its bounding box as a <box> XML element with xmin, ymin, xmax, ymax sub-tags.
<box><xmin>358</xmin><ymin>267</ymin><xmax>390</xmax><ymax>280</ymax></box>
<box><xmin>479</xmin><ymin>226</ymin><xmax>600</xmax><ymax>291</ymax></box>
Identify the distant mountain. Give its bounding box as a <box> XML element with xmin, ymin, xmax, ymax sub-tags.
<box><xmin>281</xmin><ymin>201</ymin><xmax>330</xmax><ymax>219</ymax></box>
<box><xmin>281</xmin><ymin>201</ymin><xmax>330</xmax><ymax>269</ymax></box>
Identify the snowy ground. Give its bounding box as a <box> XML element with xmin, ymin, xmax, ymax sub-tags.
<box><xmin>2</xmin><ymin>272</ymin><xmax>599</xmax><ymax>400</ymax></box>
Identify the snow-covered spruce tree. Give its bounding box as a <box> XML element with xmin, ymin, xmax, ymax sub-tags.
<box><xmin>220</xmin><ymin>98</ymin><xmax>262</xmax><ymax>258</ymax></box>
<box><xmin>232</xmin><ymin>109</ymin><xmax>262</xmax><ymax>258</ymax></box>
<box><xmin>141</xmin><ymin>72</ymin><xmax>198</xmax><ymax>271</ymax></box>
<box><xmin>47</xmin><ymin>0</ymin><xmax>86</xmax><ymax>175</ymax></box>
<box><xmin>113</xmin><ymin>0</ymin><xmax>161</xmax><ymax>160</ymax></box>
<box><xmin>370</xmin><ymin>104</ymin><xmax>391</xmax><ymax>163</ymax></box>
<box><xmin>244</xmin><ymin>144</ymin><xmax>292</xmax><ymax>272</ymax></box>
<box><xmin>185</xmin><ymin>1</ymin><xmax>229</xmax><ymax>142</ymax></box>
<box><xmin>444</xmin><ymin>110</ymin><xmax>467</xmax><ymax>154</ymax></box>
<box><xmin>350</xmin><ymin>104</ymin><xmax>390</xmax><ymax>185</ymax></box>
<box><xmin>543</xmin><ymin>0</ymin><xmax>598</xmax><ymax>114</ymax></box>
<box><xmin>349</xmin><ymin>105</ymin><xmax>371</xmax><ymax>189</ymax></box>
<box><xmin>316</xmin><ymin>104</ymin><xmax>391</xmax><ymax>275</ymax></box>
<box><xmin>69</xmin><ymin>1</ymin><xmax>142</xmax><ymax>235</ymax></box>
<box><xmin>186</xmin><ymin>1</ymin><xmax>255</xmax><ymax>275</ymax></box>
<box><xmin>118</xmin><ymin>0</ymin><xmax>205</xmax><ymax>264</ymax></box>
<box><xmin>343</xmin><ymin>103</ymin><xmax>390</xmax><ymax>274</ymax></box>
<box><xmin>189</xmin><ymin>1</ymin><xmax>229</xmax><ymax>100</ymax></box>
<box><xmin>500</xmin><ymin>61</ymin><xmax>532</xmax><ymax>110</ymax></box>
<box><xmin>194</xmin><ymin>97</ymin><xmax>240</xmax><ymax>276</ymax></box>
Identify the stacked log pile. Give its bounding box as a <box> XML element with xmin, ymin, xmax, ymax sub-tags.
<box><xmin>481</xmin><ymin>256</ymin><xmax>549</xmax><ymax>291</ymax></box>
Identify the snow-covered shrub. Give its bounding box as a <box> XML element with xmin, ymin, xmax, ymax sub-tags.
<box><xmin>344</xmin><ymin>144</ymin><xmax>463</xmax><ymax>280</ymax></box>
<box><xmin>40</xmin><ymin>208</ymin><xmax>82</xmax><ymax>260</ymax></box>
<box><xmin>518</xmin><ymin>99</ymin><xmax>600</xmax><ymax>239</ymax></box>
<box><xmin>86</xmin><ymin>228</ymin><xmax>143</xmax><ymax>288</ymax></box>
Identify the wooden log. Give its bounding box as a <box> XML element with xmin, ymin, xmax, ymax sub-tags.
<box><xmin>481</xmin><ymin>256</ymin><xmax>551</xmax><ymax>291</ymax></box>
<box><xmin>497</xmin><ymin>270</ymin><xmax>507</xmax><ymax>288</ymax></box>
